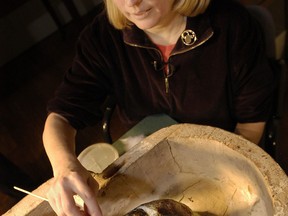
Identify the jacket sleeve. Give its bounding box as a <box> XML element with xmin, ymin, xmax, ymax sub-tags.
<box><xmin>47</xmin><ymin>16</ymin><xmax>115</xmax><ymax>130</ymax></box>
<box><xmin>228</xmin><ymin>5</ymin><xmax>275</xmax><ymax>123</ymax></box>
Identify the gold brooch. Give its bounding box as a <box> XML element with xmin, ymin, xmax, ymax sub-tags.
<box><xmin>181</xmin><ymin>30</ymin><xmax>197</xmax><ymax>46</ymax></box>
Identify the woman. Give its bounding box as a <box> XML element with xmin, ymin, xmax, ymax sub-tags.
<box><xmin>43</xmin><ymin>0</ymin><xmax>274</xmax><ymax>215</ymax></box>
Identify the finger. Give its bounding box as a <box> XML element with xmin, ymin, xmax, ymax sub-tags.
<box><xmin>84</xmin><ymin>176</ymin><xmax>102</xmax><ymax>216</ymax></box>
<box><xmin>84</xmin><ymin>200</ymin><xmax>102</xmax><ymax>216</ymax></box>
<box><xmin>61</xmin><ymin>186</ymin><xmax>84</xmax><ymax>216</ymax></box>
<box><xmin>47</xmin><ymin>189</ymin><xmax>65</xmax><ymax>216</ymax></box>
<box><xmin>74</xmin><ymin>176</ymin><xmax>102</xmax><ymax>216</ymax></box>
<box><xmin>48</xmin><ymin>179</ymin><xmax>83</xmax><ymax>216</ymax></box>
<box><xmin>46</xmin><ymin>192</ymin><xmax>57</xmax><ymax>214</ymax></box>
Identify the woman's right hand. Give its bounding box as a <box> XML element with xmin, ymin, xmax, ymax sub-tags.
<box><xmin>43</xmin><ymin>113</ymin><xmax>103</xmax><ymax>215</ymax></box>
<box><xmin>47</xmin><ymin>160</ymin><xmax>103</xmax><ymax>216</ymax></box>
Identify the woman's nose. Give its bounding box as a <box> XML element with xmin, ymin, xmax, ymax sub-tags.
<box><xmin>125</xmin><ymin>0</ymin><xmax>142</xmax><ymax>7</ymax></box>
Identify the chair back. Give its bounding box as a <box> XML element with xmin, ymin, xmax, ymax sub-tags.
<box><xmin>246</xmin><ymin>5</ymin><xmax>287</xmax><ymax>159</ymax></box>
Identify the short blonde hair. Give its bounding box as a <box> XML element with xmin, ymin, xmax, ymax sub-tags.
<box><xmin>105</xmin><ymin>0</ymin><xmax>211</xmax><ymax>30</ymax></box>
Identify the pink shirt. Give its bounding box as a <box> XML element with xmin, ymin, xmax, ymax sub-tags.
<box><xmin>155</xmin><ymin>44</ymin><xmax>175</xmax><ymax>75</ymax></box>
<box><xmin>156</xmin><ymin>44</ymin><xmax>175</xmax><ymax>63</ymax></box>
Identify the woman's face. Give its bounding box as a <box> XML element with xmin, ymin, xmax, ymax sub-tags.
<box><xmin>113</xmin><ymin>0</ymin><xmax>176</xmax><ymax>30</ymax></box>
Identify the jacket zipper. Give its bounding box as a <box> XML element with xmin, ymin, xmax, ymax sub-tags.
<box><xmin>165</xmin><ymin>76</ymin><xmax>169</xmax><ymax>94</ymax></box>
<box><xmin>165</xmin><ymin>65</ymin><xmax>173</xmax><ymax>94</ymax></box>
<box><xmin>124</xmin><ymin>31</ymin><xmax>214</xmax><ymax>94</ymax></box>
<box><xmin>164</xmin><ymin>31</ymin><xmax>214</xmax><ymax>93</ymax></box>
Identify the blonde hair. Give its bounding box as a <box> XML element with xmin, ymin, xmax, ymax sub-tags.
<box><xmin>105</xmin><ymin>0</ymin><xmax>211</xmax><ymax>30</ymax></box>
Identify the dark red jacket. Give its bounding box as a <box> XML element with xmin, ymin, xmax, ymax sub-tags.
<box><xmin>48</xmin><ymin>0</ymin><xmax>274</xmax><ymax>132</ymax></box>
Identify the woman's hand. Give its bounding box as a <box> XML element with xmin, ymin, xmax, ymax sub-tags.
<box><xmin>47</xmin><ymin>161</ymin><xmax>103</xmax><ymax>216</ymax></box>
<box><xmin>235</xmin><ymin>122</ymin><xmax>266</xmax><ymax>145</ymax></box>
<box><xmin>43</xmin><ymin>113</ymin><xmax>102</xmax><ymax>216</ymax></box>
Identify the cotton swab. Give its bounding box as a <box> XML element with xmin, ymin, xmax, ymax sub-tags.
<box><xmin>13</xmin><ymin>186</ymin><xmax>48</xmax><ymax>201</ymax></box>
<box><xmin>13</xmin><ymin>186</ymin><xmax>84</xmax><ymax>210</ymax></box>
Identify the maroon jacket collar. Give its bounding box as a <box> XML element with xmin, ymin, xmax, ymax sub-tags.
<box><xmin>122</xmin><ymin>13</ymin><xmax>214</xmax><ymax>54</ymax></box>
